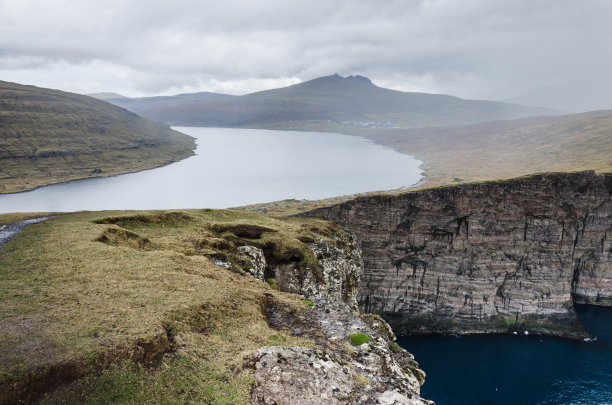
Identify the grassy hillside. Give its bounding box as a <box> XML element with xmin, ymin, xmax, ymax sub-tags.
<box><xmin>0</xmin><ymin>81</ymin><xmax>196</xmax><ymax>194</ymax></box>
<box><xmin>98</xmin><ymin>91</ymin><xmax>234</xmax><ymax>117</ymax></box>
<box><xmin>112</xmin><ymin>74</ymin><xmax>552</xmax><ymax>128</ymax></box>
<box><xmin>359</xmin><ymin>110</ymin><xmax>612</xmax><ymax>187</ymax></box>
<box><xmin>0</xmin><ymin>209</ymin><xmax>346</xmax><ymax>403</ymax></box>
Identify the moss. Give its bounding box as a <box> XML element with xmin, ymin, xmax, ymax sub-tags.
<box><xmin>402</xmin><ymin>366</ymin><xmax>426</xmax><ymax>385</ymax></box>
<box><xmin>360</xmin><ymin>313</ymin><xmax>395</xmax><ymax>340</ymax></box>
<box><xmin>494</xmin><ymin>316</ymin><xmax>527</xmax><ymax>331</ymax></box>
<box><xmin>389</xmin><ymin>342</ymin><xmax>402</xmax><ymax>353</ymax></box>
<box><xmin>303</xmin><ymin>300</ymin><xmax>314</xmax><ymax>307</ymax></box>
<box><xmin>353</xmin><ymin>373</ymin><xmax>370</xmax><ymax>387</ymax></box>
<box><xmin>267</xmin><ymin>334</ymin><xmax>287</xmax><ymax>345</ymax></box>
<box><xmin>348</xmin><ymin>333</ymin><xmax>370</xmax><ymax>346</ymax></box>
<box><xmin>265</xmin><ymin>278</ymin><xmax>280</xmax><ymax>291</ymax></box>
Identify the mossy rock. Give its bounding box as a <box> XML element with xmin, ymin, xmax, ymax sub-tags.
<box><xmin>389</xmin><ymin>342</ymin><xmax>402</xmax><ymax>353</ymax></box>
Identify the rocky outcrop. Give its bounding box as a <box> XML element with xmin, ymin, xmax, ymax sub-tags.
<box><xmin>239</xmin><ymin>245</ymin><xmax>268</xmax><ymax>280</ymax></box>
<box><xmin>238</xmin><ymin>234</ymin><xmax>363</xmax><ymax>309</ymax></box>
<box><xmin>241</xmin><ymin>226</ymin><xmax>431</xmax><ymax>404</ymax></box>
<box><xmin>301</xmin><ymin>172</ymin><xmax>612</xmax><ymax>336</ymax></box>
<box><xmin>252</xmin><ymin>297</ymin><xmax>432</xmax><ymax>405</ymax></box>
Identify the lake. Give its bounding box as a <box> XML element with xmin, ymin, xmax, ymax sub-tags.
<box><xmin>398</xmin><ymin>304</ymin><xmax>612</xmax><ymax>405</ymax></box>
<box><xmin>0</xmin><ymin>127</ymin><xmax>423</xmax><ymax>213</ymax></box>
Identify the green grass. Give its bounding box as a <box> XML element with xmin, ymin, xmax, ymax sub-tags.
<box><xmin>1</xmin><ymin>209</ymin><xmax>351</xmax><ymax>402</ymax></box>
<box><xmin>0</xmin><ymin>80</ymin><xmax>195</xmax><ymax>194</ymax></box>
<box><xmin>348</xmin><ymin>333</ymin><xmax>370</xmax><ymax>346</ymax></box>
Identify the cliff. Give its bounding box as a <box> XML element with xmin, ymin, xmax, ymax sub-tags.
<box><xmin>302</xmin><ymin>172</ymin><xmax>612</xmax><ymax>336</ymax></box>
<box><xmin>0</xmin><ymin>210</ymin><xmax>430</xmax><ymax>404</ymax></box>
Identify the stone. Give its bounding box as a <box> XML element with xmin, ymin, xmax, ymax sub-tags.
<box><xmin>251</xmin><ymin>299</ymin><xmax>432</xmax><ymax>405</ymax></box>
<box><xmin>238</xmin><ymin>233</ymin><xmax>363</xmax><ymax>308</ymax></box>
<box><xmin>238</xmin><ymin>245</ymin><xmax>267</xmax><ymax>280</ymax></box>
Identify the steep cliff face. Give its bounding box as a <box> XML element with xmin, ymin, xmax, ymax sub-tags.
<box><xmin>302</xmin><ymin>172</ymin><xmax>612</xmax><ymax>336</ymax></box>
<box><xmin>239</xmin><ymin>235</ymin><xmax>363</xmax><ymax>309</ymax></box>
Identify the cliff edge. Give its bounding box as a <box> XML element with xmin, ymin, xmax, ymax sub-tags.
<box><xmin>0</xmin><ymin>210</ymin><xmax>431</xmax><ymax>404</ymax></box>
<box><xmin>302</xmin><ymin>171</ymin><xmax>612</xmax><ymax>337</ymax></box>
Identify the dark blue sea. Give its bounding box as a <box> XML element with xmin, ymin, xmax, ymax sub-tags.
<box><xmin>398</xmin><ymin>305</ymin><xmax>612</xmax><ymax>405</ymax></box>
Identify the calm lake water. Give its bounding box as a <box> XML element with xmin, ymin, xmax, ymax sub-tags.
<box><xmin>0</xmin><ymin>127</ymin><xmax>423</xmax><ymax>213</ymax></box>
<box><xmin>398</xmin><ymin>305</ymin><xmax>612</xmax><ymax>405</ymax></box>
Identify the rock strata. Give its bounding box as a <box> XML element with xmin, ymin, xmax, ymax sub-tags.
<box><xmin>301</xmin><ymin>172</ymin><xmax>612</xmax><ymax>336</ymax></box>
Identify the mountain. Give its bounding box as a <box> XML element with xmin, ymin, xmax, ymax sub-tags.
<box><xmin>363</xmin><ymin>109</ymin><xmax>612</xmax><ymax>187</ymax></box>
<box><xmin>100</xmin><ymin>91</ymin><xmax>235</xmax><ymax>116</ymax></box>
<box><xmin>0</xmin><ymin>81</ymin><xmax>195</xmax><ymax>193</ymax></box>
<box><xmin>87</xmin><ymin>92</ymin><xmax>128</xmax><ymax>100</ymax></box>
<box><xmin>109</xmin><ymin>74</ymin><xmax>554</xmax><ymax>129</ymax></box>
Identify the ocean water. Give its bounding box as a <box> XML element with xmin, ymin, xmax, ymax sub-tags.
<box><xmin>398</xmin><ymin>305</ymin><xmax>612</xmax><ymax>405</ymax></box>
<box><xmin>0</xmin><ymin>127</ymin><xmax>423</xmax><ymax>213</ymax></box>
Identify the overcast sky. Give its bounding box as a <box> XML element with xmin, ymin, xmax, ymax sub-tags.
<box><xmin>0</xmin><ymin>0</ymin><xmax>610</xmax><ymax>103</ymax></box>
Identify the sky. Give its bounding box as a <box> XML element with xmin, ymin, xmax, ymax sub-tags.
<box><xmin>0</xmin><ymin>0</ymin><xmax>610</xmax><ymax>108</ymax></box>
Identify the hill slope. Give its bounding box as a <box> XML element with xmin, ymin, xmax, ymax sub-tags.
<box><xmin>111</xmin><ymin>74</ymin><xmax>553</xmax><ymax>129</ymax></box>
<box><xmin>99</xmin><ymin>91</ymin><xmax>234</xmax><ymax>117</ymax></box>
<box><xmin>0</xmin><ymin>81</ymin><xmax>196</xmax><ymax>193</ymax></box>
<box><xmin>362</xmin><ymin>109</ymin><xmax>612</xmax><ymax>187</ymax></box>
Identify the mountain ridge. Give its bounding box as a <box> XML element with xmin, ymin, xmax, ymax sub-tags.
<box><xmin>102</xmin><ymin>74</ymin><xmax>554</xmax><ymax>128</ymax></box>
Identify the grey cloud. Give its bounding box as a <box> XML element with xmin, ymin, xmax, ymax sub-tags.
<box><xmin>0</xmin><ymin>0</ymin><xmax>609</xmax><ymax>107</ymax></box>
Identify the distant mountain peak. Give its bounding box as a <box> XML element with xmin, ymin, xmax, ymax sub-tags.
<box><xmin>328</xmin><ymin>73</ymin><xmax>373</xmax><ymax>83</ymax></box>
<box><xmin>346</xmin><ymin>75</ymin><xmax>373</xmax><ymax>84</ymax></box>
<box><xmin>303</xmin><ymin>73</ymin><xmax>376</xmax><ymax>88</ymax></box>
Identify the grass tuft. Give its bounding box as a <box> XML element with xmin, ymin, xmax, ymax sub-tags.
<box><xmin>348</xmin><ymin>333</ymin><xmax>370</xmax><ymax>346</ymax></box>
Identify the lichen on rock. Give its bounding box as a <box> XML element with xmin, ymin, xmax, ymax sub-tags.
<box><xmin>251</xmin><ymin>298</ymin><xmax>432</xmax><ymax>405</ymax></box>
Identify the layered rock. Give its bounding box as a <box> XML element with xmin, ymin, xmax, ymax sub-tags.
<box><xmin>302</xmin><ymin>172</ymin><xmax>612</xmax><ymax>336</ymax></box>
